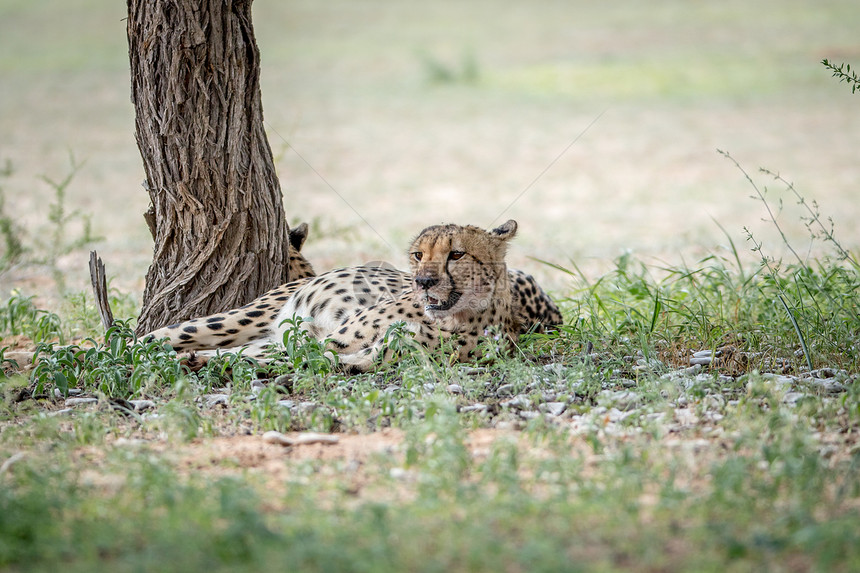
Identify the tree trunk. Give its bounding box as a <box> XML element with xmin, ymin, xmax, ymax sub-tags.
<box><xmin>127</xmin><ymin>0</ymin><xmax>290</xmax><ymax>335</ymax></box>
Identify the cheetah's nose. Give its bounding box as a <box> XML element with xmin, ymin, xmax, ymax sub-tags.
<box><xmin>414</xmin><ymin>276</ymin><xmax>438</xmax><ymax>290</ymax></box>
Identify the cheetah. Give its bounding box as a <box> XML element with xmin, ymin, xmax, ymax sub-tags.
<box><xmin>285</xmin><ymin>222</ymin><xmax>561</xmax><ymax>336</ymax></box>
<box><xmin>148</xmin><ymin>220</ymin><xmax>562</xmax><ymax>372</ymax></box>
<box><xmin>285</xmin><ymin>222</ymin><xmax>316</xmax><ymax>281</ymax></box>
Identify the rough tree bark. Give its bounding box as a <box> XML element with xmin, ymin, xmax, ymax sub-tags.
<box><xmin>127</xmin><ymin>0</ymin><xmax>290</xmax><ymax>335</ymax></box>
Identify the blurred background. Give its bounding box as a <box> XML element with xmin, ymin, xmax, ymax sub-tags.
<box><xmin>1</xmin><ymin>0</ymin><xmax>858</xmax><ymax>302</ymax></box>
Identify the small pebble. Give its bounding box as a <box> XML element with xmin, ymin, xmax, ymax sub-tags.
<box><xmin>501</xmin><ymin>395</ymin><xmax>530</xmax><ymax>410</ymax></box>
<box><xmin>660</xmin><ymin>364</ymin><xmax>702</xmax><ymax>380</ymax></box>
<box><xmin>809</xmin><ymin>367</ymin><xmax>842</xmax><ymax>378</ymax></box>
<box><xmin>757</xmin><ymin>374</ymin><xmax>796</xmax><ymax>390</ymax></box>
<box><xmin>634</xmin><ymin>358</ymin><xmax>664</xmax><ymax>372</ymax></box>
<box><xmin>692</xmin><ymin>350</ymin><xmax>720</xmax><ymax>358</ymax></box>
<box><xmin>297</xmin><ymin>401</ymin><xmax>319</xmax><ymax>414</ymax></box>
<box><xmin>389</xmin><ymin>467</ymin><xmax>411</xmax><ymax>480</ymax></box>
<box><xmin>263</xmin><ymin>431</ymin><xmax>340</xmax><ymax>447</ymax></box>
<box><xmin>542</xmin><ymin>363</ymin><xmax>567</xmax><ymax>376</ymax></box>
<box><xmin>113</xmin><ymin>437</ymin><xmax>147</xmax><ymax>447</ymax></box>
<box><xmin>54</xmin><ymin>388</ymin><xmax>82</xmax><ymax>398</ymax></box>
<box><xmin>461</xmin><ymin>404</ymin><xmax>488</xmax><ymax>413</ymax></box>
<box><xmin>65</xmin><ymin>397</ymin><xmax>98</xmax><ymax>407</ymax></box>
<box><xmin>496</xmin><ymin>384</ymin><xmax>515</xmax><ymax>396</ymax></box>
<box><xmin>810</xmin><ymin>379</ymin><xmax>846</xmax><ymax>394</ymax></box>
<box><xmin>597</xmin><ymin>390</ymin><xmax>640</xmax><ymax>411</ymax></box>
<box><xmin>203</xmin><ymin>394</ymin><xmax>230</xmax><ymax>407</ymax></box>
<box><xmin>819</xmin><ymin>445</ymin><xmax>839</xmax><ymax>459</ymax></box>
<box><xmin>128</xmin><ymin>400</ymin><xmax>155</xmax><ymax>412</ymax></box>
<box><xmin>543</xmin><ymin>402</ymin><xmax>566</xmax><ymax>416</ymax></box>
<box><xmin>48</xmin><ymin>408</ymin><xmax>74</xmax><ymax>417</ymax></box>
<box><xmin>446</xmin><ymin>384</ymin><xmax>463</xmax><ymax>394</ymax></box>
<box><xmin>460</xmin><ymin>366</ymin><xmax>486</xmax><ymax>375</ymax></box>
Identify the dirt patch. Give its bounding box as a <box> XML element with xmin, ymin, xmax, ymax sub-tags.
<box><xmin>101</xmin><ymin>428</ymin><xmax>528</xmax><ymax>504</ymax></box>
<box><xmin>169</xmin><ymin>429</ymin><xmax>405</xmax><ymax>470</ymax></box>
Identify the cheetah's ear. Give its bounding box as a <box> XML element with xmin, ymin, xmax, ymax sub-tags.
<box><xmin>489</xmin><ymin>219</ymin><xmax>517</xmax><ymax>241</ymax></box>
<box><xmin>289</xmin><ymin>222</ymin><xmax>309</xmax><ymax>251</ymax></box>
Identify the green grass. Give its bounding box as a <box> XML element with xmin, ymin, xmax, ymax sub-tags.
<box><xmin>1</xmin><ymin>386</ymin><xmax>858</xmax><ymax>572</ymax></box>
<box><xmin>1</xmin><ymin>175</ymin><xmax>858</xmax><ymax>570</ymax></box>
<box><xmin>0</xmin><ymin>1</ymin><xmax>858</xmax><ymax>569</ymax></box>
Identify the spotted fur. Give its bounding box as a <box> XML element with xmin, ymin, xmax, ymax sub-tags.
<box><xmin>286</xmin><ymin>222</ymin><xmax>315</xmax><ymax>282</ymax></box>
<box><xmin>508</xmin><ymin>268</ymin><xmax>563</xmax><ymax>334</ymax></box>
<box><xmin>147</xmin><ymin>220</ymin><xmax>562</xmax><ymax>372</ymax></box>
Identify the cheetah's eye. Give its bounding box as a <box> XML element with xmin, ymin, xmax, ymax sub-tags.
<box><xmin>449</xmin><ymin>251</ymin><xmax>466</xmax><ymax>261</ymax></box>
<box><xmin>412</xmin><ymin>252</ymin><xmax>423</xmax><ymax>261</ymax></box>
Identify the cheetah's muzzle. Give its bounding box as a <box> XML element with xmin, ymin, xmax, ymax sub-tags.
<box><xmin>422</xmin><ymin>290</ymin><xmax>461</xmax><ymax>312</ymax></box>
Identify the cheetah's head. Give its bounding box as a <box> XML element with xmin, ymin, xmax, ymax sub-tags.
<box><xmin>287</xmin><ymin>222</ymin><xmax>316</xmax><ymax>281</ymax></box>
<box><xmin>408</xmin><ymin>220</ymin><xmax>517</xmax><ymax>321</ymax></box>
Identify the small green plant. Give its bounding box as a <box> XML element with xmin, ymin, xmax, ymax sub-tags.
<box><xmin>271</xmin><ymin>316</ymin><xmax>337</xmax><ymax>376</ymax></box>
<box><xmin>0</xmin><ymin>156</ymin><xmax>101</xmax><ymax>293</ymax></box>
<box><xmin>62</xmin><ymin>285</ymin><xmax>139</xmax><ymax>339</ymax></box>
<box><xmin>60</xmin><ymin>291</ymin><xmax>103</xmax><ymax>339</ymax></box>
<box><xmin>475</xmin><ymin>325</ymin><xmax>510</xmax><ymax>365</ymax></box>
<box><xmin>416</xmin><ymin>49</ymin><xmax>480</xmax><ymax>85</ymax></box>
<box><xmin>379</xmin><ymin>321</ymin><xmax>420</xmax><ymax>366</ymax></box>
<box><xmin>0</xmin><ymin>160</ymin><xmax>24</xmax><ymax>273</ymax></box>
<box><xmin>759</xmin><ymin>167</ymin><xmax>859</xmax><ymax>272</ymax></box>
<box><xmin>304</xmin><ymin>216</ymin><xmax>360</xmax><ymax>243</ymax></box>
<box><xmin>743</xmin><ymin>230</ymin><xmax>814</xmax><ymax>372</ymax></box>
<box><xmin>30</xmin><ymin>321</ymin><xmax>186</xmax><ymax>398</ymax></box>
<box><xmin>0</xmin><ymin>292</ymin><xmax>64</xmax><ymax>343</ymax></box>
<box><xmin>822</xmin><ymin>59</ymin><xmax>860</xmax><ymax>94</ymax></box>
<box><xmin>195</xmin><ymin>350</ymin><xmax>261</xmax><ymax>392</ymax></box>
<box><xmin>0</xmin><ymin>345</ymin><xmax>18</xmax><ymax>375</ymax></box>
<box><xmin>156</xmin><ymin>398</ymin><xmax>211</xmax><ymax>441</ymax></box>
<box><xmin>720</xmin><ymin>149</ymin><xmax>860</xmax><ymax>373</ymax></box>
<box><xmin>404</xmin><ymin>398</ymin><xmax>471</xmax><ymax>496</ymax></box>
<box><xmin>35</xmin><ymin>154</ymin><xmax>101</xmax><ymax>292</ymax></box>
<box><xmin>248</xmin><ymin>384</ymin><xmax>292</xmax><ymax>432</ymax></box>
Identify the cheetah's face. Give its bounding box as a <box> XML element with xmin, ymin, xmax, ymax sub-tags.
<box><xmin>408</xmin><ymin>220</ymin><xmax>517</xmax><ymax>320</ymax></box>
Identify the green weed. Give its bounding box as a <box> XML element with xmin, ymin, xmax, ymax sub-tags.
<box><xmin>36</xmin><ymin>154</ymin><xmax>101</xmax><ymax>292</ymax></box>
<box><xmin>0</xmin><ymin>157</ymin><xmax>101</xmax><ymax>295</ymax></box>
<box><xmin>416</xmin><ymin>49</ymin><xmax>480</xmax><ymax>85</ymax></box>
<box><xmin>823</xmin><ymin>58</ymin><xmax>860</xmax><ymax>94</ymax></box>
<box><xmin>30</xmin><ymin>321</ymin><xmax>185</xmax><ymax>399</ymax></box>
<box><xmin>61</xmin><ymin>287</ymin><xmax>138</xmax><ymax>340</ymax></box>
<box><xmin>268</xmin><ymin>316</ymin><xmax>337</xmax><ymax>376</ymax></box>
<box><xmin>0</xmin><ymin>292</ymin><xmax>64</xmax><ymax>344</ymax></box>
<box><xmin>0</xmin><ymin>160</ymin><xmax>24</xmax><ymax>273</ymax></box>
